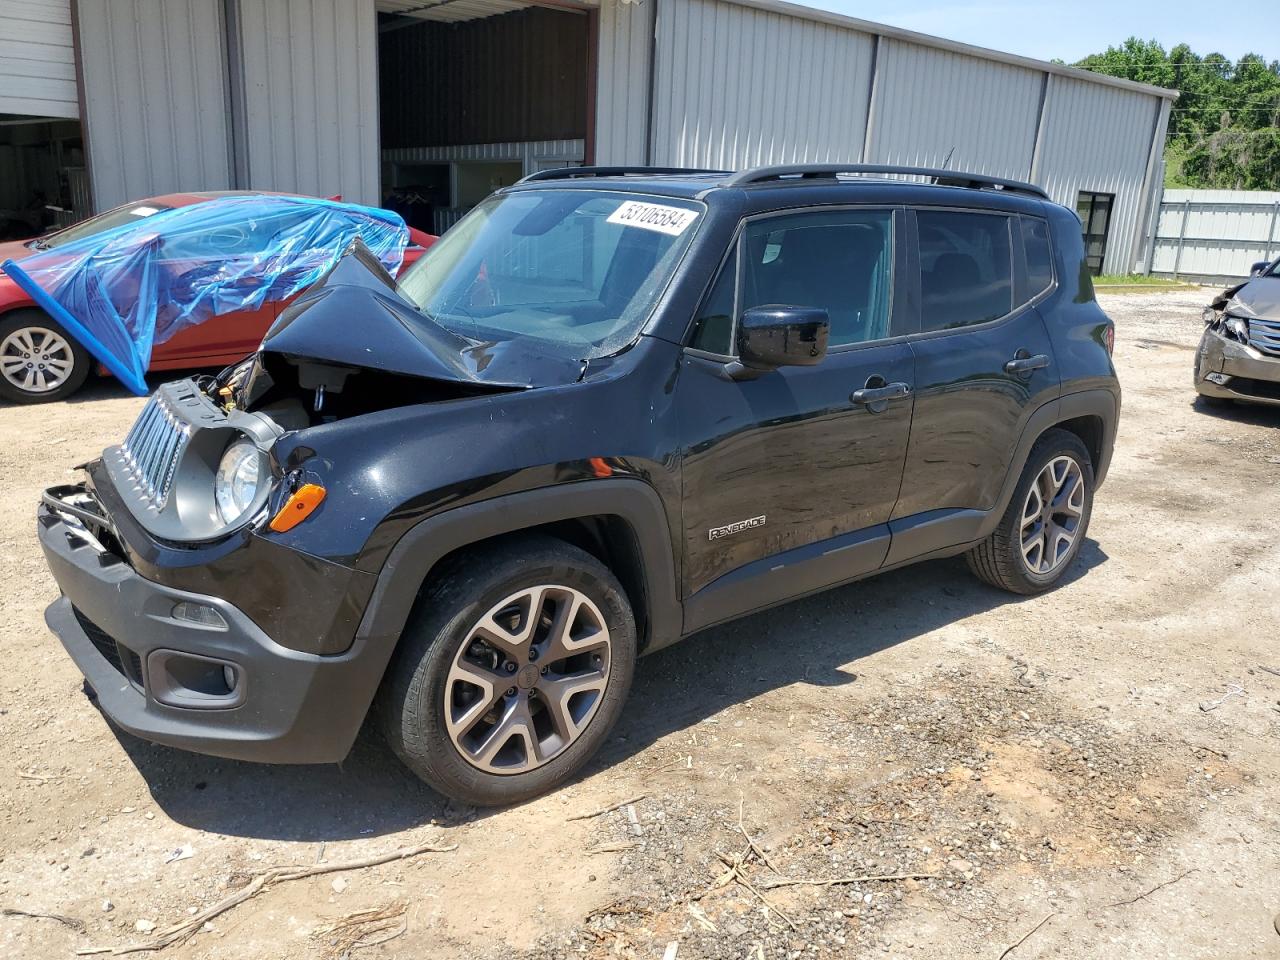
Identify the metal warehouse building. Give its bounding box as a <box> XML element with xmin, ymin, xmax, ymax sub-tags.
<box><xmin>2</xmin><ymin>0</ymin><xmax>1174</xmax><ymax>274</ymax></box>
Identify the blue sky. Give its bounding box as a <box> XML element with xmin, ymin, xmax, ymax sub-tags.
<box><xmin>805</xmin><ymin>0</ymin><xmax>1278</xmax><ymax>65</ymax></box>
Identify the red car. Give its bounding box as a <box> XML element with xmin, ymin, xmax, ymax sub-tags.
<box><xmin>0</xmin><ymin>191</ymin><xmax>434</xmax><ymax>404</ymax></box>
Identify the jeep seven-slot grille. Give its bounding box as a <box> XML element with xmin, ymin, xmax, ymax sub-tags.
<box><xmin>1247</xmin><ymin>317</ymin><xmax>1280</xmax><ymax>357</ymax></box>
<box><xmin>120</xmin><ymin>394</ymin><xmax>190</xmax><ymax>508</ymax></box>
<box><xmin>73</xmin><ymin>607</ymin><xmax>144</xmax><ymax>688</ymax></box>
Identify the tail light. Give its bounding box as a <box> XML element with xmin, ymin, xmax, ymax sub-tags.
<box><xmin>1104</xmin><ymin>323</ymin><xmax>1115</xmax><ymax>356</ymax></box>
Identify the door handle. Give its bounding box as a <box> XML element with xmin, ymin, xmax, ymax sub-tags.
<box><xmin>851</xmin><ymin>380</ymin><xmax>911</xmax><ymax>406</ymax></box>
<box><xmin>1004</xmin><ymin>353</ymin><xmax>1049</xmax><ymax>376</ymax></box>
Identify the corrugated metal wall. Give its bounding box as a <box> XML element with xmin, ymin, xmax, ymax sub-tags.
<box><xmin>74</xmin><ymin>0</ymin><xmax>233</xmax><ymax>212</ymax></box>
<box><xmin>379</xmin><ymin>7</ymin><xmax>588</xmax><ymax>150</ymax></box>
<box><xmin>231</xmin><ymin>0</ymin><xmax>380</xmax><ymax>205</ymax></box>
<box><xmin>1150</xmin><ymin>189</ymin><xmax>1280</xmax><ymax>282</ymax></box>
<box><xmin>594</xmin><ymin>0</ymin><xmax>652</xmax><ymax>165</ymax></box>
<box><xmin>595</xmin><ymin>0</ymin><xmax>1173</xmax><ymax>274</ymax></box>
<box><xmin>649</xmin><ymin>0</ymin><xmax>874</xmax><ymax>169</ymax></box>
<box><xmin>0</xmin><ymin>0</ymin><xmax>78</xmax><ymax>118</ymax></box>
<box><xmin>868</xmin><ymin>38</ymin><xmax>1043</xmax><ymax>180</ymax></box>
<box><xmin>1034</xmin><ymin>75</ymin><xmax>1162</xmax><ymax>274</ymax></box>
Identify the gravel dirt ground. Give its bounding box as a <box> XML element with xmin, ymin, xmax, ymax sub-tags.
<box><xmin>2</xmin><ymin>288</ymin><xmax>1278</xmax><ymax>960</ymax></box>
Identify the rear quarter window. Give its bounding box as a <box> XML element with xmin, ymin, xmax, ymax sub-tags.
<box><xmin>1021</xmin><ymin>215</ymin><xmax>1055</xmax><ymax>298</ymax></box>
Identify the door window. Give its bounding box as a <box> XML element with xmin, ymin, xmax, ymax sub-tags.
<box><xmin>689</xmin><ymin>209</ymin><xmax>895</xmax><ymax>353</ymax></box>
<box><xmin>917</xmin><ymin>210</ymin><xmax>1014</xmax><ymax>331</ymax></box>
<box><xmin>1075</xmin><ymin>191</ymin><xmax>1113</xmax><ymax>276</ymax></box>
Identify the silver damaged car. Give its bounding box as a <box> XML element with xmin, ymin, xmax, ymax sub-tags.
<box><xmin>1196</xmin><ymin>259</ymin><xmax>1280</xmax><ymax>407</ymax></box>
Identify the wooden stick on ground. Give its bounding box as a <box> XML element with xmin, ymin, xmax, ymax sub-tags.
<box><xmin>759</xmin><ymin>872</ymin><xmax>943</xmax><ymax>891</ymax></box>
<box><xmin>75</xmin><ymin>840</ymin><xmax>456</xmax><ymax>957</ymax></box>
<box><xmin>997</xmin><ymin>913</ymin><xmax>1056</xmax><ymax>960</ymax></box>
<box><xmin>1106</xmin><ymin>868</ymin><xmax>1196</xmax><ymax>908</ymax></box>
<box><xmin>2</xmin><ymin>907</ymin><xmax>86</xmax><ymax>933</ymax></box>
<box><xmin>565</xmin><ymin>794</ymin><xmax>646</xmax><ymax>822</ymax></box>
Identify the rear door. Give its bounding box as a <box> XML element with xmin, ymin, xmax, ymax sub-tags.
<box><xmin>890</xmin><ymin>207</ymin><xmax>1059</xmax><ymax>551</ymax></box>
<box><xmin>676</xmin><ymin>206</ymin><xmax>915</xmax><ymax>629</ymax></box>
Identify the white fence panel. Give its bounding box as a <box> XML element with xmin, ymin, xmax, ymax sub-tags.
<box><xmin>1150</xmin><ymin>189</ymin><xmax>1280</xmax><ymax>283</ymax></box>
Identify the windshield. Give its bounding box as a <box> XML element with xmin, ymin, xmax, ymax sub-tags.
<box><xmin>30</xmin><ymin>201</ymin><xmax>173</xmax><ymax>251</ymax></box>
<box><xmin>396</xmin><ymin>189</ymin><xmax>703</xmax><ymax>358</ymax></box>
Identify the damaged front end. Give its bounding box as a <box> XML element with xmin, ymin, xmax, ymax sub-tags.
<box><xmin>1197</xmin><ymin>277</ymin><xmax>1280</xmax><ymax>406</ymax></box>
<box><xmin>208</xmin><ymin>241</ymin><xmax>584</xmax><ymax>427</ymax></box>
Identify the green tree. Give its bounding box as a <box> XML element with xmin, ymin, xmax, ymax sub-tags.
<box><xmin>1075</xmin><ymin>41</ymin><xmax>1280</xmax><ymax>190</ymax></box>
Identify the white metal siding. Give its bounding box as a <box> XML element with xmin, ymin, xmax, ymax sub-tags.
<box><xmin>74</xmin><ymin>0</ymin><xmax>233</xmax><ymax>212</ymax></box>
<box><xmin>0</xmin><ymin>0</ymin><xmax>77</xmax><ymax>118</ymax></box>
<box><xmin>867</xmin><ymin>38</ymin><xmax>1043</xmax><ymax>180</ymax></box>
<box><xmin>1151</xmin><ymin>189</ymin><xmax>1280</xmax><ymax>281</ymax></box>
<box><xmin>232</xmin><ymin>0</ymin><xmax>380</xmax><ymax>205</ymax></box>
<box><xmin>649</xmin><ymin>0</ymin><xmax>873</xmax><ymax>168</ymax></box>
<box><xmin>594</xmin><ymin>0</ymin><xmax>652</xmax><ymax>165</ymax></box>
<box><xmin>1035</xmin><ymin>75</ymin><xmax>1161</xmax><ymax>274</ymax></box>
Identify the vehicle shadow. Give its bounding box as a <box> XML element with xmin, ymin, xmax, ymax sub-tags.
<box><xmin>1190</xmin><ymin>395</ymin><xmax>1280</xmax><ymax>426</ymax></box>
<box><xmin>109</xmin><ymin>542</ymin><xmax>1108</xmax><ymax>841</ymax></box>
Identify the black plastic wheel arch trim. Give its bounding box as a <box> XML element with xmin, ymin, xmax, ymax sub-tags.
<box><xmin>354</xmin><ymin>478</ymin><xmax>683</xmax><ymax>655</ymax></box>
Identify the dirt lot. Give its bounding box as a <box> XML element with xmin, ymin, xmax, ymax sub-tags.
<box><xmin>2</xmin><ymin>289</ymin><xmax>1279</xmax><ymax>960</ymax></box>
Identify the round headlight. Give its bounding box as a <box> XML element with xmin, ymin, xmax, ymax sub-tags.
<box><xmin>214</xmin><ymin>439</ymin><xmax>265</xmax><ymax>526</ymax></box>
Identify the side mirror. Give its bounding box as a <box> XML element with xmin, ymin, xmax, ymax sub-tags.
<box><xmin>735</xmin><ymin>305</ymin><xmax>829</xmax><ymax>372</ymax></box>
<box><xmin>1250</xmin><ymin>260</ymin><xmax>1271</xmax><ymax>277</ymax></box>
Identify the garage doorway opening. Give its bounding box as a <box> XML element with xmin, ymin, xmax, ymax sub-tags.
<box><xmin>0</xmin><ymin>116</ymin><xmax>87</xmax><ymax>241</ymax></box>
<box><xmin>376</xmin><ymin>2</ymin><xmax>593</xmax><ymax>236</ymax></box>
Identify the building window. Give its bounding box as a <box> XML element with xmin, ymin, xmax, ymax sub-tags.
<box><xmin>1076</xmin><ymin>191</ymin><xmax>1114</xmax><ymax>277</ymax></box>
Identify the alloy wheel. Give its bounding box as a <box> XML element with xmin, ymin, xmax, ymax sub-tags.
<box><xmin>1019</xmin><ymin>455</ymin><xmax>1085</xmax><ymax>575</ymax></box>
<box><xmin>445</xmin><ymin>585</ymin><xmax>611</xmax><ymax>775</ymax></box>
<box><xmin>0</xmin><ymin>326</ymin><xmax>75</xmax><ymax>395</ymax></box>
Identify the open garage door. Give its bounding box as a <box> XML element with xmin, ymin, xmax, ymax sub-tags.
<box><xmin>0</xmin><ymin>0</ymin><xmax>87</xmax><ymax>237</ymax></box>
<box><xmin>0</xmin><ymin>0</ymin><xmax>78</xmax><ymax>119</ymax></box>
<box><xmin>376</xmin><ymin>0</ymin><xmax>592</xmax><ymax>235</ymax></box>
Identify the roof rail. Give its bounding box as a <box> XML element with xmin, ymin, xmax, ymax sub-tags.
<box><xmin>723</xmin><ymin>164</ymin><xmax>1049</xmax><ymax>200</ymax></box>
<box><xmin>518</xmin><ymin>165</ymin><xmax>729</xmax><ymax>183</ymax></box>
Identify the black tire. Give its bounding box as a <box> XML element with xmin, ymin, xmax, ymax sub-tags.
<box><xmin>966</xmin><ymin>428</ymin><xmax>1094</xmax><ymax>595</ymax></box>
<box><xmin>0</xmin><ymin>309</ymin><xmax>91</xmax><ymax>404</ymax></box>
<box><xmin>376</xmin><ymin>535</ymin><xmax>637</xmax><ymax>806</ymax></box>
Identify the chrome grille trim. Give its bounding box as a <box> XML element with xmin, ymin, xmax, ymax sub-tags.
<box><xmin>1247</xmin><ymin>317</ymin><xmax>1280</xmax><ymax>357</ymax></box>
<box><xmin>120</xmin><ymin>394</ymin><xmax>190</xmax><ymax>508</ymax></box>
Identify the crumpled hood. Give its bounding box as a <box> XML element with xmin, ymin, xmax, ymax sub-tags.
<box><xmin>261</xmin><ymin>241</ymin><xmax>586</xmax><ymax>389</ymax></box>
<box><xmin>1223</xmin><ymin>276</ymin><xmax>1280</xmax><ymax>320</ymax></box>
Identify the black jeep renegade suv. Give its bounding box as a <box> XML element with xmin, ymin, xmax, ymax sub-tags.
<box><xmin>38</xmin><ymin>165</ymin><xmax>1119</xmax><ymax>806</ymax></box>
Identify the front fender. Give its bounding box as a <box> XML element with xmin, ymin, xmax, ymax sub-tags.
<box><xmin>355</xmin><ymin>478</ymin><xmax>683</xmax><ymax>655</ymax></box>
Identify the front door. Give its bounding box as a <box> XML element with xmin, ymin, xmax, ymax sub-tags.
<box><xmin>677</xmin><ymin>207</ymin><xmax>915</xmax><ymax>631</ymax></box>
<box><xmin>889</xmin><ymin>207</ymin><xmax>1060</xmax><ymax>559</ymax></box>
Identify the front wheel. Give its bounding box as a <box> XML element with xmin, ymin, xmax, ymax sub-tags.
<box><xmin>0</xmin><ymin>310</ymin><xmax>91</xmax><ymax>403</ymax></box>
<box><xmin>377</xmin><ymin>536</ymin><xmax>637</xmax><ymax>806</ymax></box>
<box><xmin>966</xmin><ymin>429</ymin><xmax>1094</xmax><ymax>595</ymax></box>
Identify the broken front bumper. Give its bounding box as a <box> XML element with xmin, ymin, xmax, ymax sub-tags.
<box><xmin>1195</xmin><ymin>327</ymin><xmax>1280</xmax><ymax>406</ymax></box>
<box><xmin>37</xmin><ymin>486</ymin><xmax>388</xmax><ymax>765</ymax></box>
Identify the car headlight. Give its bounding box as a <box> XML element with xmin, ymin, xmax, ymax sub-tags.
<box><xmin>1224</xmin><ymin>315</ymin><xmax>1250</xmax><ymax>343</ymax></box>
<box><xmin>214</xmin><ymin>438</ymin><xmax>266</xmax><ymax>526</ymax></box>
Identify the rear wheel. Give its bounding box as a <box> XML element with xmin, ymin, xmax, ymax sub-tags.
<box><xmin>0</xmin><ymin>310</ymin><xmax>91</xmax><ymax>403</ymax></box>
<box><xmin>966</xmin><ymin>429</ymin><xmax>1094</xmax><ymax>595</ymax></box>
<box><xmin>377</xmin><ymin>536</ymin><xmax>637</xmax><ymax>806</ymax></box>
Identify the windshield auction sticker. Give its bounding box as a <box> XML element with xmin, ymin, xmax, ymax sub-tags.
<box><xmin>607</xmin><ymin>201</ymin><xmax>699</xmax><ymax>236</ymax></box>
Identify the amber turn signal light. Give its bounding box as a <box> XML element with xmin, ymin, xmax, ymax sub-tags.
<box><xmin>269</xmin><ymin>483</ymin><xmax>326</xmax><ymax>532</ymax></box>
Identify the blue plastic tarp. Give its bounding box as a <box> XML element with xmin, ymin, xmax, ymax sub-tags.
<box><xmin>0</xmin><ymin>195</ymin><xmax>409</xmax><ymax>395</ymax></box>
